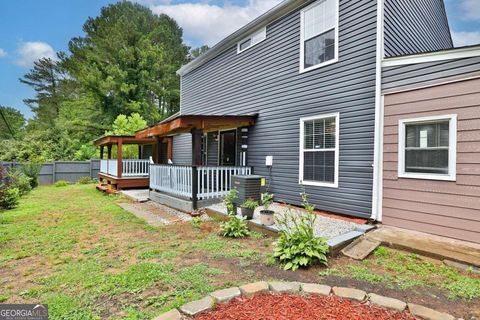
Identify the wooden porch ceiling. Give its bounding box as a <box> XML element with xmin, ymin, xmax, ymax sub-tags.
<box><xmin>135</xmin><ymin>114</ymin><xmax>257</xmax><ymax>138</ymax></box>
<box><xmin>94</xmin><ymin>135</ymin><xmax>156</xmax><ymax>146</ymax></box>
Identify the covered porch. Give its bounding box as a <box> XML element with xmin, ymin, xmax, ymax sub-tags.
<box><xmin>94</xmin><ymin>135</ymin><xmax>156</xmax><ymax>190</ymax></box>
<box><xmin>135</xmin><ymin>114</ymin><xmax>257</xmax><ymax>211</ymax></box>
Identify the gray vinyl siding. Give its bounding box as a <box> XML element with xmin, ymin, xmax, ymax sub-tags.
<box><xmin>178</xmin><ymin>0</ymin><xmax>378</xmax><ymax>218</ymax></box>
<box><xmin>384</xmin><ymin>0</ymin><xmax>453</xmax><ymax>58</ymax></box>
<box><xmin>382</xmin><ymin>56</ymin><xmax>480</xmax><ymax>92</ymax></box>
<box><xmin>172</xmin><ymin>134</ymin><xmax>192</xmax><ymax>165</ymax></box>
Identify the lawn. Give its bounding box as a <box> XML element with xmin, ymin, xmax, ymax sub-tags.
<box><xmin>0</xmin><ymin>185</ymin><xmax>479</xmax><ymax>319</ymax></box>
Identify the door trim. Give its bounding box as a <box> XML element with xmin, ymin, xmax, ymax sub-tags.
<box><xmin>218</xmin><ymin>128</ymin><xmax>237</xmax><ymax>166</ymax></box>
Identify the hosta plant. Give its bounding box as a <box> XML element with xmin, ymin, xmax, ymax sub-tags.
<box><xmin>273</xmin><ymin>192</ymin><xmax>328</xmax><ymax>270</ymax></box>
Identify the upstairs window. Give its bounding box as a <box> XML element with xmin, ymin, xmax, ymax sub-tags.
<box><xmin>398</xmin><ymin>115</ymin><xmax>457</xmax><ymax>181</ymax></box>
<box><xmin>300</xmin><ymin>0</ymin><xmax>339</xmax><ymax>72</ymax></box>
<box><xmin>299</xmin><ymin>113</ymin><xmax>339</xmax><ymax>187</ymax></box>
<box><xmin>237</xmin><ymin>27</ymin><xmax>267</xmax><ymax>54</ymax></box>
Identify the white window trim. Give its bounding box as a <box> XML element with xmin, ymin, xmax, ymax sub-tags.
<box><xmin>237</xmin><ymin>27</ymin><xmax>267</xmax><ymax>54</ymax></box>
<box><xmin>299</xmin><ymin>0</ymin><xmax>340</xmax><ymax>73</ymax></box>
<box><xmin>299</xmin><ymin>112</ymin><xmax>340</xmax><ymax>188</ymax></box>
<box><xmin>398</xmin><ymin>114</ymin><xmax>457</xmax><ymax>181</ymax></box>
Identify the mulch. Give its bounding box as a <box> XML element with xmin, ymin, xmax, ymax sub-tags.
<box><xmin>194</xmin><ymin>293</ymin><xmax>416</xmax><ymax>320</ymax></box>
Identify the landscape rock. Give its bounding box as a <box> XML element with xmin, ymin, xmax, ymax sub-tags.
<box><xmin>301</xmin><ymin>283</ymin><xmax>331</xmax><ymax>296</ymax></box>
<box><xmin>332</xmin><ymin>287</ymin><xmax>366</xmax><ymax>301</ymax></box>
<box><xmin>240</xmin><ymin>281</ymin><xmax>269</xmax><ymax>297</ymax></box>
<box><xmin>209</xmin><ymin>287</ymin><xmax>241</xmax><ymax>303</ymax></box>
<box><xmin>408</xmin><ymin>303</ymin><xmax>455</xmax><ymax>320</ymax></box>
<box><xmin>269</xmin><ymin>281</ymin><xmax>300</xmax><ymax>293</ymax></box>
<box><xmin>368</xmin><ymin>293</ymin><xmax>406</xmax><ymax>311</ymax></box>
<box><xmin>179</xmin><ymin>296</ymin><xmax>215</xmax><ymax>316</ymax></box>
<box><xmin>153</xmin><ymin>309</ymin><xmax>182</xmax><ymax>320</ymax></box>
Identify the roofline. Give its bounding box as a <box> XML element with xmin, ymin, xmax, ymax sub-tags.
<box><xmin>382</xmin><ymin>45</ymin><xmax>480</xmax><ymax>67</ymax></box>
<box><xmin>177</xmin><ymin>0</ymin><xmax>306</xmax><ymax>76</ymax></box>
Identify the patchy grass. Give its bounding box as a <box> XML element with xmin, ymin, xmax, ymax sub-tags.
<box><xmin>1</xmin><ymin>185</ymin><xmax>479</xmax><ymax>319</ymax></box>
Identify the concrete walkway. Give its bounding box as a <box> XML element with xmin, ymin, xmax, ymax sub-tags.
<box><xmin>366</xmin><ymin>226</ymin><xmax>480</xmax><ymax>267</ymax></box>
<box><xmin>120</xmin><ymin>189</ymin><xmax>149</xmax><ymax>202</ymax></box>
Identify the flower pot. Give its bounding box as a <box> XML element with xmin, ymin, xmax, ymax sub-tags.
<box><xmin>260</xmin><ymin>210</ymin><xmax>275</xmax><ymax>226</ymax></box>
<box><xmin>241</xmin><ymin>207</ymin><xmax>255</xmax><ymax>220</ymax></box>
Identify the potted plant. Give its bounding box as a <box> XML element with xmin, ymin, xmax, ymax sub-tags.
<box><xmin>260</xmin><ymin>192</ymin><xmax>275</xmax><ymax>226</ymax></box>
<box><xmin>241</xmin><ymin>198</ymin><xmax>258</xmax><ymax>220</ymax></box>
<box><xmin>224</xmin><ymin>188</ymin><xmax>239</xmax><ymax>215</ymax></box>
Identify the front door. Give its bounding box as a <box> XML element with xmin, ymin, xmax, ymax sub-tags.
<box><xmin>220</xmin><ymin>130</ymin><xmax>236</xmax><ymax>166</ymax></box>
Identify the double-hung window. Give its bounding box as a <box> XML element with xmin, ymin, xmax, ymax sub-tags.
<box><xmin>300</xmin><ymin>0</ymin><xmax>339</xmax><ymax>72</ymax></box>
<box><xmin>300</xmin><ymin>113</ymin><xmax>339</xmax><ymax>187</ymax></box>
<box><xmin>398</xmin><ymin>115</ymin><xmax>457</xmax><ymax>181</ymax></box>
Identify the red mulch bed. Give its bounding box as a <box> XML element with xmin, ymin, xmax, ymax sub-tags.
<box><xmin>194</xmin><ymin>293</ymin><xmax>416</xmax><ymax>320</ymax></box>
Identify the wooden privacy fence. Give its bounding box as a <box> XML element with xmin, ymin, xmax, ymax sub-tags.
<box><xmin>0</xmin><ymin>160</ymin><xmax>100</xmax><ymax>185</ymax></box>
<box><xmin>149</xmin><ymin>165</ymin><xmax>252</xmax><ymax>203</ymax></box>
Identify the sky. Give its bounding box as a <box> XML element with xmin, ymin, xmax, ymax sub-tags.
<box><xmin>0</xmin><ymin>0</ymin><xmax>479</xmax><ymax>119</ymax></box>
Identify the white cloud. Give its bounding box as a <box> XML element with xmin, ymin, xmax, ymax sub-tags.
<box><xmin>458</xmin><ymin>0</ymin><xmax>480</xmax><ymax>21</ymax></box>
<box><xmin>14</xmin><ymin>41</ymin><xmax>57</xmax><ymax>67</ymax></box>
<box><xmin>147</xmin><ymin>0</ymin><xmax>283</xmax><ymax>46</ymax></box>
<box><xmin>451</xmin><ymin>31</ymin><xmax>480</xmax><ymax>47</ymax></box>
<box><xmin>0</xmin><ymin>48</ymin><xmax>6</xmax><ymax>58</ymax></box>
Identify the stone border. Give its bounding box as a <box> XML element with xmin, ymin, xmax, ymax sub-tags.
<box><xmin>153</xmin><ymin>281</ymin><xmax>459</xmax><ymax>320</ymax></box>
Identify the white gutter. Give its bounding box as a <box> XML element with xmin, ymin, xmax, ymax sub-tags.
<box><xmin>371</xmin><ymin>0</ymin><xmax>385</xmax><ymax>221</ymax></box>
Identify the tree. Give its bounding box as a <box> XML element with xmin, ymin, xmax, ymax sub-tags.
<box><xmin>105</xmin><ymin>113</ymin><xmax>148</xmax><ymax>158</ymax></box>
<box><xmin>19</xmin><ymin>57</ymin><xmax>67</xmax><ymax>129</ymax></box>
<box><xmin>189</xmin><ymin>45</ymin><xmax>210</xmax><ymax>61</ymax></box>
<box><xmin>64</xmin><ymin>1</ymin><xmax>189</xmax><ymax>125</ymax></box>
<box><xmin>0</xmin><ymin>106</ymin><xmax>25</xmax><ymax>139</ymax></box>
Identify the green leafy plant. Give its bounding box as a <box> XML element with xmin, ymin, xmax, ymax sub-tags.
<box><xmin>190</xmin><ymin>217</ymin><xmax>202</xmax><ymax>229</ymax></box>
<box><xmin>273</xmin><ymin>192</ymin><xmax>328</xmax><ymax>271</ymax></box>
<box><xmin>77</xmin><ymin>176</ymin><xmax>93</xmax><ymax>185</ymax></box>
<box><xmin>0</xmin><ymin>187</ymin><xmax>20</xmax><ymax>210</ymax></box>
<box><xmin>220</xmin><ymin>216</ymin><xmax>250</xmax><ymax>238</ymax></box>
<box><xmin>241</xmin><ymin>198</ymin><xmax>258</xmax><ymax>210</ymax></box>
<box><xmin>54</xmin><ymin>181</ymin><xmax>70</xmax><ymax>187</ymax></box>
<box><xmin>261</xmin><ymin>193</ymin><xmax>274</xmax><ymax>211</ymax></box>
<box><xmin>21</xmin><ymin>161</ymin><xmax>43</xmax><ymax>188</ymax></box>
<box><xmin>7</xmin><ymin>169</ymin><xmax>31</xmax><ymax>196</ymax></box>
<box><xmin>224</xmin><ymin>188</ymin><xmax>239</xmax><ymax>214</ymax></box>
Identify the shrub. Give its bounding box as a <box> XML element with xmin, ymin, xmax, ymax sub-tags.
<box><xmin>241</xmin><ymin>198</ymin><xmax>258</xmax><ymax>210</ymax></box>
<box><xmin>21</xmin><ymin>162</ymin><xmax>43</xmax><ymax>188</ymax></box>
<box><xmin>220</xmin><ymin>216</ymin><xmax>250</xmax><ymax>238</ymax></box>
<box><xmin>78</xmin><ymin>176</ymin><xmax>93</xmax><ymax>184</ymax></box>
<box><xmin>0</xmin><ymin>187</ymin><xmax>20</xmax><ymax>210</ymax></box>
<box><xmin>190</xmin><ymin>217</ymin><xmax>202</xmax><ymax>229</ymax></box>
<box><xmin>273</xmin><ymin>193</ymin><xmax>328</xmax><ymax>271</ymax></box>
<box><xmin>261</xmin><ymin>192</ymin><xmax>274</xmax><ymax>211</ymax></box>
<box><xmin>7</xmin><ymin>169</ymin><xmax>31</xmax><ymax>196</ymax></box>
<box><xmin>54</xmin><ymin>181</ymin><xmax>69</xmax><ymax>187</ymax></box>
<box><xmin>224</xmin><ymin>188</ymin><xmax>239</xmax><ymax>214</ymax></box>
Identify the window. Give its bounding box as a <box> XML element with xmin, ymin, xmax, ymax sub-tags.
<box><xmin>300</xmin><ymin>0</ymin><xmax>339</xmax><ymax>72</ymax></box>
<box><xmin>398</xmin><ymin>115</ymin><xmax>457</xmax><ymax>181</ymax></box>
<box><xmin>237</xmin><ymin>27</ymin><xmax>267</xmax><ymax>53</ymax></box>
<box><xmin>299</xmin><ymin>113</ymin><xmax>339</xmax><ymax>187</ymax></box>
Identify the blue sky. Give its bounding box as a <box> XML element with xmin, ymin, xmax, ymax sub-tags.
<box><xmin>0</xmin><ymin>0</ymin><xmax>479</xmax><ymax>119</ymax></box>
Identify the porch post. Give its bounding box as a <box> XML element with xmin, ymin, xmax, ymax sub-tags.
<box><xmin>107</xmin><ymin>145</ymin><xmax>112</xmax><ymax>159</ymax></box>
<box><xmin>192</xmin><ymin>166</ymin><xmax>198</xmax><ymax>210</ymax></box>
<box><xmin>153</xmin><ymin>137</ymin><xmax>160</xmax><ymax>164</ymax></box>
<box><xmin>191</xmin><ymin>128</ymin><xmax>203</xmax><ymax>166</ymax></box>
<box><xmin>100</xmin><ymin>146</ymin><xmax>104</xmax><ymax>159</ymax></box>
<box><xmin>117</xmin><ymin>141</ymin><xmax>123</xmax><ymax>178</ymax></box>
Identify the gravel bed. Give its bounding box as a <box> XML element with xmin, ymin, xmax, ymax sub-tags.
<box><xmin>148</xmin><ymin>201</ymin><xmax>209</xmax><ymax>222</ymax></box>
<box><xmin>208</xmin><ymin>202</ymin><xmax>359</xmax><ymax>239</ymax></box>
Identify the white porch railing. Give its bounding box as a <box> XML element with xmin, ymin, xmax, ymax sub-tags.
<box><xmin>123</xmin><ymin>159</ymin><xmax>150</xmax><ymax>177</ymax></box>
<box><xmin>150</xmin><ymin>165</ymin><xmax>193</xmax><ymax>198</ymax></box>
<box><xmin>149</xmin><ymin>165</ymin><xmax>252</xmax><ymax>200</ymax></box>
<box><xmin>197</xmin><ymin>166</ymin><xmax>252</xmax><ymax>200</ymax></box>
<box><xmin>100</xmin><ymin>159</ymin><xmax>149</xmax><ymax>177</ymax></box>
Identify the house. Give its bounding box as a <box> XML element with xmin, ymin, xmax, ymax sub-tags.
<box><xmin>132</xmin><ymin>0</ymin><xmax>480</xmax><ymax>244</ymax></box>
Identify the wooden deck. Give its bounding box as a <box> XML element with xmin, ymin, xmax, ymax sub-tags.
<box><xmin>98</xmin><ymin>172</ymin><xmax>149</xmax><ymax>190</ymax></box>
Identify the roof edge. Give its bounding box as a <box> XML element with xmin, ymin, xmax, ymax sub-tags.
<box><xmin>177</xmin><ymin>0</ymin><xmax>305</xmax><ymax>76</ymax></box>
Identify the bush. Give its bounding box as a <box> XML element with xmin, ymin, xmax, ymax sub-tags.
<box><xmin>21</xmin><ymin>162</ymin><xmax>43</xmax><ymax>188</ymax></box>
<box><xmin>261</xmin><ymin>192</ymin><xmax>274</xmax><ymax>211</ymax></box>
<box><xmin>54</xmin><ymin>181</ymin><xmax>70</xmax><ymax>187</ymax></box>
<box><xmin>273</xmin><ymin>193</ymin><xmax>328</xmax><ymax>271</ymax></box>
<box><xmin>78</xmin><ymin>176</ymin><xmax>93</xmax><ymax>184</ymax></box>
<box><xmin>241</xmin><ymin>198</ymin><xmax>258</xmax><ymax>210</ymax></box>
<box><xmin>0</xmin><ymin>187</ymin><xmax>20</xmax><ymax>210</ymax></box>
<box><xmin>220</xmin><ymin>216</ymin><xmax>250</xmax><ymax>238</ymax></box>
<box><xmin>7</xmin><ymin>169</ymin><xmax>31</xmax><ymax>196</ymax></box>
<box><xmin>190</xmin><ymin>217</ymin><xmax>202</xmax><ymax>229</ymax></box>
<box><xmin>224</xmin><ymin>188</ymin><xmax>239</xmax><ymax>214</ymax></box>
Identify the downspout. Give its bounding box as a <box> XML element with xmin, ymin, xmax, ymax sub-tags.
<box><xmin>371</xmin><ymin>0</ymin><xmax>385</xmax><ymax>221</ymax></box>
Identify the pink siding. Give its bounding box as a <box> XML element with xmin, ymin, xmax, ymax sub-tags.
<box><xmin>383</xmin><ymin>77</ymin><xmax>480</xmax><ymax>244</ymax></box>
